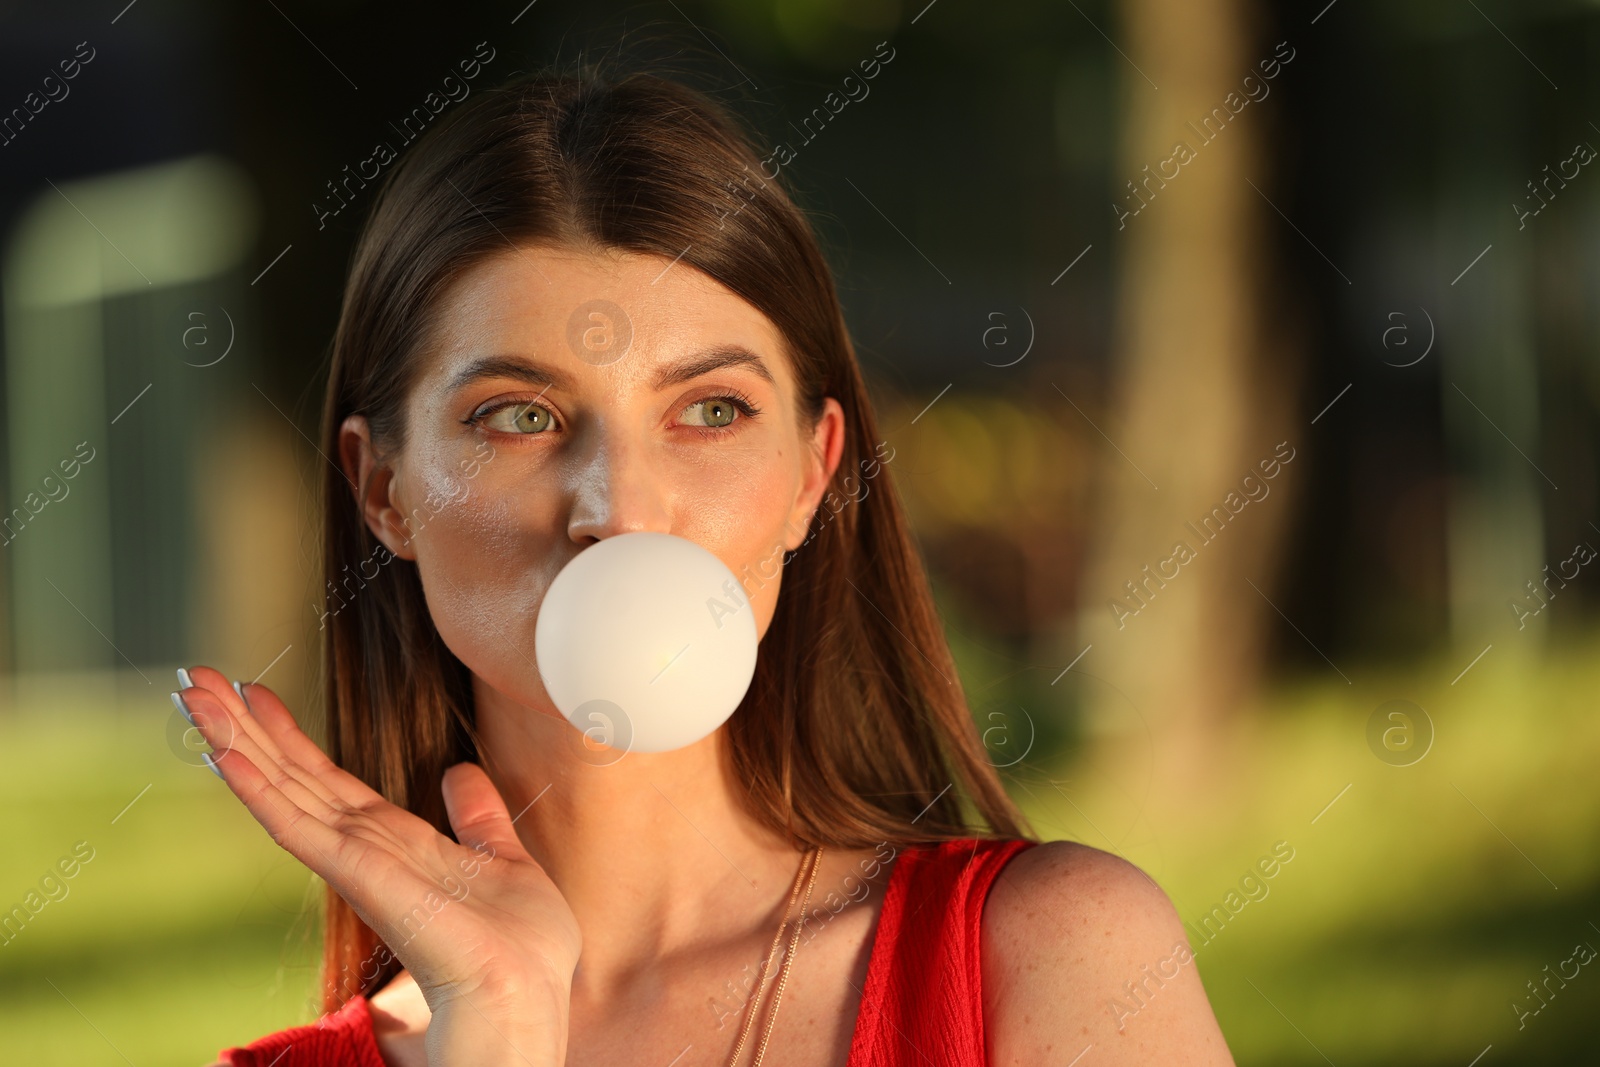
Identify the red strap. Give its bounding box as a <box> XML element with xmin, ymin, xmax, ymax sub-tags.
<box><xmin>846</xmin><ymin>837</ymin><xmax>1038</xmax><ymax>1067</ymax></box>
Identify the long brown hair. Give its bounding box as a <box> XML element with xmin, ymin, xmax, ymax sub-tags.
<box><xmin>313</xmin><ymin>61</ymin><xmax>1034</xmax><ymax>1015</ymax></box>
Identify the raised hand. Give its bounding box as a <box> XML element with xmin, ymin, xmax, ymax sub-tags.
<box><xmin>175</xmin><ymin>665</ymin><xmax>579</xmax><ymax>1064</ymax></box>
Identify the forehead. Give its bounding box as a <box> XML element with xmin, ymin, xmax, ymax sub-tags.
<box><xmin>418</xmin><ymin>244</ymin><xmax>793</xmax><ymax>390</ymax></box>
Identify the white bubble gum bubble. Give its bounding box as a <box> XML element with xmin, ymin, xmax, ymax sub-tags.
<box><xmin>534</xmin><ymin>532</ymin><xmax>759</xmax><ymax>754</ymax></box>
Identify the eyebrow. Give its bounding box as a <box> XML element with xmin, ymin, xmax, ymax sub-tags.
<box><xmin>444</xmin><ymin>344</ymin><xmax>777</xmax><ymax>394</ymax></box>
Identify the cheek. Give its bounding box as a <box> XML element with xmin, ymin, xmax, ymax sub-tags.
<box><xmin>404</xmin><ymin>459</ymin><xmax>565</xmax><ymax>709</ymax></box>
<box><xmin>677</xmin><ymin>455</ymin><xmax>798</xmax><ymax>641</ymax></box>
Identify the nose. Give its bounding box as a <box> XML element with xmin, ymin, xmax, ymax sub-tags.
<box><xmin>565</xmin><ymin>429</ymin><xmax>673</xmax><ymax>545</ymax></box>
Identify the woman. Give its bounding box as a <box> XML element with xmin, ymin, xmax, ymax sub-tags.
<box><xmin>177</xmin><ymin>64</ymin><xmax>1234</xmax><ymax>1066</ymax></box>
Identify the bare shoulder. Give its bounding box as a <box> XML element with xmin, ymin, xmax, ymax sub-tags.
<box><xmin>368</xmin><ymin>969</ymin><xmax>431</xmax><ymax>1027</ymax></box>
<box><xmin>366</xmin><ymin>971</ymin><xmax>431</xmax><ymax>1067</ymax></box>
<box><xmin>982</xmin><ymin>840</ymin><xmax>1235</xmax><ymax>1066</ymax></box>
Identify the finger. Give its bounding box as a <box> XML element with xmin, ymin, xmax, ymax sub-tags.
<box><xmin>440</xmin><ymin>762</ymin><xmax>533</xmax><ymax>863</ymax></box>
<box><xmin>182</xmin><ymin>666</ymin><xmax>298</xmax><ymax>783</ymax></box>
<box><xmin>235</xmin><ymin>679</ymin><xmax>386</xmax><ymax>811</ymax></box>
<box><xmin>235</xmin><ymin>681</ymin><xmax>438</xmax><ymax>865</ymax></box>
<box><xmin>183</xmin><ymin>689</ymin><xmax>347</xmax><ymax>826</ymax></box>
<box><xmin>183</xmin><ymin>665</ymin><xmax>255</xmax><ymax>728</ymax></box>
<box><xmin>188</xmin><ymin>686</ymin><xmax>424</xmax><ymax>866</ymax></box>
<box><xmin>182</xmin><ymin>666</ymin><xmax>347</xmax><ymax>813</ymax></box>
<box><xmin>191</xmin><ymin>709</ymin><xmax>369</xmax><ymax>889</ymax></box>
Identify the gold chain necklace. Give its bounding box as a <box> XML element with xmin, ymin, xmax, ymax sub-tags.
<box><xmin>725</xmin><ymin>846</ymin><xmax>823</xmax><ymax>1067</ymax></box>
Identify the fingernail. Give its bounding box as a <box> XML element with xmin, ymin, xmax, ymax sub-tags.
<box><xmin>171</xmin><ymin>690</ymin><xmax>195</xmax><ymax>727</ymax></box>
<box><xmin>176</xmin><ymin>667</ymin><xmax>194</xmax><ymax>690</ymax></box>
<box><xmin>232</xmin><ymin>680</ymin><xmax>249</xmax><ymax>708</ymax></box>
<box><xmin>202</xmin><ymin>751</ymin><xmax>224</xmax><ymax>780</ymax></box>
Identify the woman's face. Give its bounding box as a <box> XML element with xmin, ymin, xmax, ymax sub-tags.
<box><xmin>340</xmin><ymin>243</ymin><xmax>844</xmax><ymax>721</ymax></box>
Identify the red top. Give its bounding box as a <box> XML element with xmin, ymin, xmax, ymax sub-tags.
<box><xmin>219</xmin><ymin>836</ymin><xmax>1037</xmax><ymax>1066</ymax></box>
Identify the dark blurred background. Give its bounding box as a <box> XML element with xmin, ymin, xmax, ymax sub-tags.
<box><xmin>0</xmin><ymin>0</ymin><xmax>1595</xmax><ymax>1063</ymax></box>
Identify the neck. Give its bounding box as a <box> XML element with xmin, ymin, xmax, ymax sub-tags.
<box><xmin>471</xmin><ymin>678</ymin><xmax>805</xmax><ymax>994</ymax></box>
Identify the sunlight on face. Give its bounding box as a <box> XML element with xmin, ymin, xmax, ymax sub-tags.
<box><xmin>374</xmin><ymin>244</ymin><xmax>840</xmax><ymax>720</ymax></box>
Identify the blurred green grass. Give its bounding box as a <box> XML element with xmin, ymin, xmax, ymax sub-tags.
<box><xmin>0</xmin><ymin>685</ymin><xmax>327</xmax><ymax>1066</ymax></box>
<box><xmin>1</xmin><ymin>631</ymin><xmax>1595</xmax><ymax>1065</ymax></box>
<box><xmin>1011</xmin><ymin>631</ymin><xmax>1600</xmax><ymax>1065</ymax></box>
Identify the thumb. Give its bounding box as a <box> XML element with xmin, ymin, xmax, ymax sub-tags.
<box><xmin>440</xmin><ymin>762</ymin><xmax>529</xmax><ymax>862</ymax></box>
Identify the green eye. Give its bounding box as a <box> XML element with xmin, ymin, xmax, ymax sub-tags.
<box><xmin>682</xmin><ymin>398</ymin><xmax>740</xmax><ymax>429</ymax></box>
<box><xmin>483</xmin><ymin>402</ymin><xmax>553</xmax><ymax>434</ymax></box>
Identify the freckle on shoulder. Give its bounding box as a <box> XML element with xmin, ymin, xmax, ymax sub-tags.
<box><xmin>993</xmin><ymin>840</ymin><xmax>1160</xmax><ymax>900</ymax></box>
<box><xmin>986</xmin><ymin>840</ymin><xmax>1175</xmax><ymax>946</ymax></box>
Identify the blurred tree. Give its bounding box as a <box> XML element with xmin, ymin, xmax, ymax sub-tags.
<box><xmin>1073</xmin><ymin>0</ymin><xmax>1305</xmax><ymax>790</ymax></box>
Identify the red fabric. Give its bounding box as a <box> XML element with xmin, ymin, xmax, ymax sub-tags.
<box><xmin>219</xmin><ymin>988</ymin><xmax>387</xmax><ymax>1067</ymax></box>
<box><xmin>844</xmin><ymin>837</ymin><xmax>1037</xmax><ymax>1066</ymax></box>
<box><xmin>217</xmin><ymin>836</ymin><xmax>1037</xmax><ymax>1067</ymax></box>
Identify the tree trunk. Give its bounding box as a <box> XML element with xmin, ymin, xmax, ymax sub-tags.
<box><xmin>1071</xmin><ymin>0</ymin><xmax>1304</xmax><ymax>796</ymax></box>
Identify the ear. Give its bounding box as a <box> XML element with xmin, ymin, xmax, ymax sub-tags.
<box><xmin>338</xmin><ymin>414</ymin><xmax>417</xmax><ymax>561</ymax></box>
<box><xmin>783</xmin><ymin>398</ymin><xmax>846</xmax><ymax>552</ymax></box>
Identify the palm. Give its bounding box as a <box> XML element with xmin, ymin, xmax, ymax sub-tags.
<box><xmin>178</xmin><ymin>666</ymin><xmax>581</xmax><ymax>1014</ymax></box>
